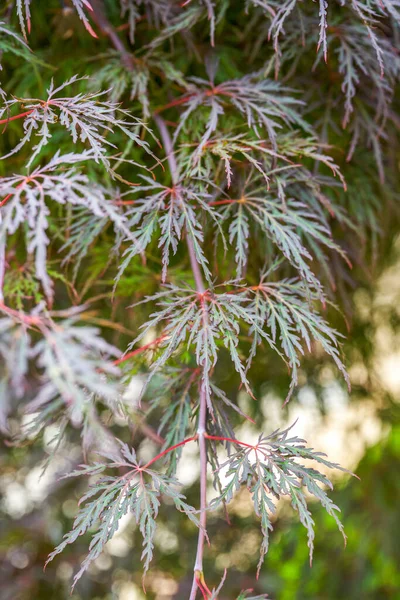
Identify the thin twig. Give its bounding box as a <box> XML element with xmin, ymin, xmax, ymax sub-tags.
<box><xmin>205</xmin><ymin>434</ymin><xmax>255</xmax><ymax>450</ymax></box>
<box><xmin>0</xmin><ymin>109</ymin><xmax>34</xmax><ymax>126</ymax></box>
<box><xmin>0</xmin><ymin>242</ymin><xmax>5</xmax><ymax>303</ymax></box>
<box><xmin>142</xmin><ymin>435</ymin><xmax>197</xmax><ymax>470</ymax></box>
<box><xmin>90</xmin><ymin>0</ymin><xmax>135</xmax><ymax>70</ymax></box>
<box><xmin>78</xmin><ymin>6</ymin><xmax>211</xmax><ymax>593</ymax></box>
<box><xmin>114</xmin><ymin>333</ymin><xmax>167</xmax><ymax>365</ymax></box>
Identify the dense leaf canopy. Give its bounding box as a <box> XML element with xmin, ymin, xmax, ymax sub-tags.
<box><xmin>0</xmin><ymin>1</ymin><xmax>399</xmax><ymax>599</ymax></box>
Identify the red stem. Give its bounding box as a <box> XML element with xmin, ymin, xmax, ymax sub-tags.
<box><xmin>140</xmin><ymin>432</ymin><xmax>255</xmax><ymax>472</ymax></box>
<box><xmin>0</xmin><ymin>301</ymin><xmax>42</xmax><ymax>326</ymax></box>
<box><xmin>204</xmin><ymin>434</ymin><xmax>256</xmax><ymax>450</ymax></box>
<box><xmin>142</xmin><ymin>435</ymin><xmax>197</xmax><ymax>470</ymax></box>
<box><xmin>154</xmin><ymin>93</ymin><xmax>194</xmax><ymax>114</ymax></box>
<box><xmin>208</xmin><ymin>199</ymin><xmax>240</xmax><ymax>206</ymax></box>
<box><xmin>0</xmin><ymin>109</ymin><xmax>33</xmax><ymax>126</ymax></box>
<box><xmin>1</xmin><ymin>181</ymin><xmax>27</xmax><ymax>208</ymax></box>
<box><xmin>114</xmin><ymin>333</ymin><xmax>167</xmax><ymax>365</ymax></box>
<box><xmin>154</xmin><ymin>87</ymin><xmax>234</xmax><ymax>115</ymax></box>
<box><xmin>113</xmin><ymin>200</ymin><xmax>136</xmax><ymax>205</ymax></box>
<box><xmin>195</xmin><ymin>575</ymin><xmax>211</xmax><ymax>600</ymax></box>
<box><xmin>0</xmin><ymin>193</ymin><xmax>13</xmax><ymax>208</ymax></box>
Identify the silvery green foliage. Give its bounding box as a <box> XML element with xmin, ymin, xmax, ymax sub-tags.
<box><xmin>45</xmin><ymin>441</ymin><xmax>200</xmax><ymax>589</ymax></box>
<box><xmin>129</xmin><ymin>276</ymin><xmax>347</xmax><ymax>409</ymax></box>
<box><xmin>210</xmin><ymin>424</ymin><xmax>349</xmax><ymax>576</ymax></box>
<box><xmin>0</xmin><ymin>75</ymin><xmax>153</xmax><ymax>170</ymax></box>
<box><xmin>249</xmin><ymin>0</ymin><xmax>400</xmax><ymax>178</ymax></box>
<box><xmin>181</xmin><ymin>134</ymin><xmax>277</xmax><ymax>187</ymax></box>
<box><xmin>220</xmin><ymin>170</ymin><xmax>346</xmax><ymax>285</ymax></box>
<box><xmin>26</xmin><ymin>317</ymin><xmax>121</xmax><ymax>436</ymax></box>
<box><xmin>0</xmin><ymin>304</ymin><xmax>122</xmax><ymax>450</ymax></box>
<box><xmin>173</xmin><ymin>66</ymin><xmax>309</xmax><ymax>153</ymax></box>
<box><xmin>1</xmin><ymin>0</ymin><xmax>398</xmax><ymax>595</ymax></box>
<box><xmin>255</xmin><ymin>279</ymin><xmax>349</xmax><ymax>392</ymax></box>
<box><xmin>0</xmin><ymin>150</ymin><xmax>139</xmax><ymax>299</ymax></box>
<box><xmin>130</xmin><ymin>283</ymin><xmax>261</xmax><ymax>406</ymax></box>
<box><xmin>249</xmin><ymin>0</ymin><xmax>400</xmax><ymax>59</ymax></box>
<box><xmin>117</xmin><ymin>175</ymin><xmax>215</xmax><ymax>282</ymax></box>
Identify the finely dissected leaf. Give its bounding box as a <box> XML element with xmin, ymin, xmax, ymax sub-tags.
<box><xmin>90</xmin><ymin>50</ymin><xmax>187</xmax><ymax>118</ymax></box>
<box><xmin>129</xmin><ymin>273</ymin><xmax>348</xmax><ymax>406</ymax></box>
<box><xmin>171</xmin><ymin>69</ymin><xmax>309</xmax><ymax>154</ymax></box>
<box><xmin>210</xmin><ymin>424</ymin><xmax>349</xmax><ymax>576</ymax></box>
<box><xmin>181</xmin><ymin>134</ymin><xmax>278</xmax><ymax>187</ymax></box>
<box><xmin>0</xmin><ymin>304</ymin><xmax>122</xmax><ymax>442</ymax></box>
<box><xmin>46</xmin><ymin>443</ymin><xmax>199</xmax><ymax>588</ymax></box>
<box><xmin>116</xmin><ymin>176</ymin><xmax>216</xmax><ymax>283</ymax></box>
<box><xmin>129</xmin><ymin>284</ymin><xmax>265</xmax><ymax>406</ymax></box>
<box><xmin>252</xmin><ymin>0</ymin><xmax>398</xmax><ymax>63</ymax></box>
<box><xmin>218</xmin><ymin>168</ymin><xmax>347</xmax><ymax>285</ymax></box>
<box><xmin>246</xmin><ymin>274</ymin><xmax>349</xmax><ymax>402</ymax></box>
<box><xmin>27</xmin><ymin>322</ymin><xmax>120</xmax><ymax>430</ymax></box>
<box><xmin>0</xmin><ymin>75</ymin><xmax>156</xmax><ymax>170</ymax></box>
<box><xmin>0</xmin><ymin>151</ymin><xmax>141</xmax><ymax>298</ymax></box>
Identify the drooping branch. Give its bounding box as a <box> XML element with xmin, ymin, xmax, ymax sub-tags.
<box><xmin>154</xmin><ymin>115</ymin><xmax>210</xmax><ymax>600</ymax></box>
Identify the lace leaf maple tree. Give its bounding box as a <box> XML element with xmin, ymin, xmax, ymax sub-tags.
<box><xmin>0</xmin><ymin>1</ymin><xmax>398</xmax><ymax>598</ymax></box>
